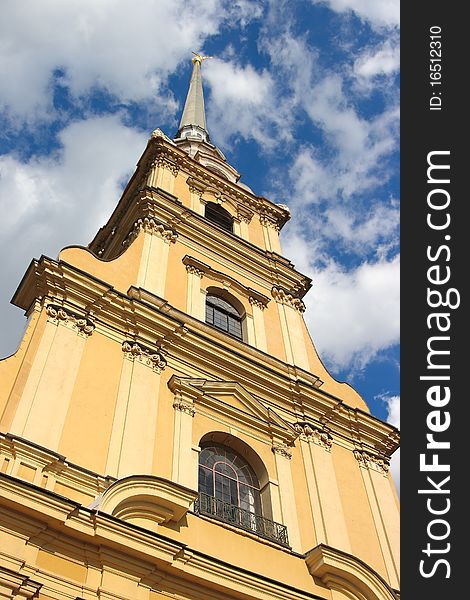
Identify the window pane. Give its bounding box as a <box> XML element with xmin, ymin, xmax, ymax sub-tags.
<box><xmin>213</xmin><ymin>309</ymin><xmax>228</xmax><ymax>331</ymax></box>
<box><xmin>205</xmin><ymin>304</ymin><xmax>214</xmax><ymax>324</ymax></box>
<box><xmin>227</xmin><ymin>317</ymin><xmax>242</xmax><ymax>339</ymax></box>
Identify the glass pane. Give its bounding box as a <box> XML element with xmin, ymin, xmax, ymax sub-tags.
<box><xmin>227</xmin><ymin>316</ymin><xmax>242</xmax><ymax>339</ymax></box>
<box><xmin>205</xmin><ymin>304</ymin><xmax>214</xmax><ymax>324</ymax></box>
<box><xmin>207</xmin><ymin>295</ymin><xmax>240</xmax><ymax>317</ymax></box>
<box><xmin>213</xmin><ymin>309</ymin><xmax>228</xmax><ymax>331</ymax></box>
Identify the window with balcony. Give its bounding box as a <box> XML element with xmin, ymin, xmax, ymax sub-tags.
<box><xmin>195</xmin><ymin>444</ymin><xmax>289</xmax><ymax>546</ymax></box>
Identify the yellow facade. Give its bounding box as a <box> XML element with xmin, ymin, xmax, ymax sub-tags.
<box><xmin>0</xmin><ymin>63</ymin><xmax>399</xmax><ymax>600</ymax></box>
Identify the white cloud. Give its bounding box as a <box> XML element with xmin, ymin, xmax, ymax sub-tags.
<box><xmin>204</xmin><ymin>58</ymin><xmax>291</xmax><ymax>148</ymax></box>
<box><xmin>312</xmin><ymin>0</ymin><xmax>399</xmax><ymax>30</ymax></box>
<box><xmin>0</xmin><ymin>115</ymin><xmax>147</xmax><ymax>355</ymax></box>
<box><xmin>295</xmin><ymin>254</ymin><xmax>400</xmax><ymax>371</ymax></box>
<box><xmin>0</xmin><ymin>0</ymin><xmax>257</xmax><ymax>123</ymax></box>
<box><xmin>354</xmin><ymin>42</ymin><xmax>400</xmax><ymax>79</ymax></box>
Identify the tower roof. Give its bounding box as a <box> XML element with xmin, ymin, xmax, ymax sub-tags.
<box><xmin>176</xmin><ymin>53</ymin><xmax>209</xmax><ymax>141</ymax></box>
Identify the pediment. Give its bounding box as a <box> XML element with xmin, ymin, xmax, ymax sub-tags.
<box><xmin>167</xmin><ymin>376</ymin><xmax>297</xmax><ymax>445</ymax></box>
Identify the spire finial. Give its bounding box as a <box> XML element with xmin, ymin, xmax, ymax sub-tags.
<box><xmin>175</xmin><ymin>52</ymin><xmax>210</xmax><ymax>142</ymax></box>
<box><xmin>192</xmin><ymin>51</ymin><xmax>211</xmax><ymax>65</ymax></box>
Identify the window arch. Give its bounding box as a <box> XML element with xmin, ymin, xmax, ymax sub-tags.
<box><xmin>195</xmin><ymin>435</ymin><xmax>289</xmax><ymax>546</ymax></box>
<box><xmin>205</xmin><ymin>293</ymin><xmax>243</xmax><ymax>340</ymax></box>
<box><xmin>205</xmin><ymin>202</ymin><xmax>233</xmax><ymax>233</ymax></box>
<box><xmin>198</xmin><ymin>444</ymin><xmax>262</xmax><ymax>516</ymax></box>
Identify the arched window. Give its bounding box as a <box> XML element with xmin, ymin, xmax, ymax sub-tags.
<box><xmin>205</xmin><ymin>202</ymin><xmax>233</xmax><ymax>233</ymax></box>
<box><xmin>205</xmin><ymin>294</ymin><xmax>243</xmax><ymax>340</ymax></box>
<box><xmin>198</xmin><ymin>444</ymin><xmax>262</xmax><ymax>516</ymax></box>
<box><xmin>195</xmin><ymin>440</ymin><xmax>289</xmax><ymax>546</ymax></box>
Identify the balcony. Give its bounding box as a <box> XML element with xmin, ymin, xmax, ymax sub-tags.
<box><xmin>194</xmin><ymin>492</ymin><xmax>289</xmax><ymax>547</ymax></box>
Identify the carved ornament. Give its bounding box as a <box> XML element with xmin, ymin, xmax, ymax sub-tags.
<box><xmin>354</xmin><ymin>450</ymin><xmax>390</xmax><ymax>475</ymax></box>
<box><xmin>122</xmin><ymin>341</ymin><xmax>167</xmax><ymax>373</ymax></box>
<box><xmin>46</xmin><ymin>305</ymin><xmax>95</xmax><ymax>336</ymax></box>
<box><xmin>272</xmin><ymin>443</ymin><xmax>293</xmax><ymax>460</ymax></box>
<box><xmin>294</xmin><ymin>423</ymin><xmax>332</xmax><ymax>450</ymax></box>
<box><xmin>271</xmin><ymin>287</ymin><xmax>306</xmax><ymax>313</ymax></box>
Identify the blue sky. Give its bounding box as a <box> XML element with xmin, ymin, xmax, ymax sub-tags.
<box><xmin>0</xmin><ymin>0</ymin><xmax>399</xmax><ymax>484</ymax></box>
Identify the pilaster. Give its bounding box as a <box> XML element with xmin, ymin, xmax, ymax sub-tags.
<box><xmin>105</xmin><ymin>341</ymin><xmax>166</xmax><ymax>478</ymax></box>
<box><xmin>10</xmin><ymin>305</ymin><xmax>94</xmax><ymax>451</ymax></box>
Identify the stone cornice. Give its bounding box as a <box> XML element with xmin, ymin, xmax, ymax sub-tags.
<box><xmin>182</xmin><ymin>255</ymin><xmax>270</xmax><ymax>308</ymax></box>
<box><xmin>0</xmin><ymin>474</ymin><xmax>324</xmax><ymax>600</ymax></box>
<box><xmin>168</xmin><ymin>377</ymin><xmax>299</xmax><ymax>446</ymax></box>
<box><xmin>89</xmin><ymin>186</ymin><xmax>310</xmax><ymax>299</ymax></box>
<box><xmin>11</xmin><ymin>257</ymin><xmax>399</xmax><ymax>457</ymax></box>
<box><xmin>0</xmin><ymin>433</ymin><xmax>115</xmax><ymax>499</ymax></box>
<box><xmin>151</xmin><ymin>137</ymin><xmax>291</xmax><ymax>228</ymax></box>
<box><xmin>305</xmin><ymin>544</ymin><xmax>398</xmax><ymax>600</ymax></box>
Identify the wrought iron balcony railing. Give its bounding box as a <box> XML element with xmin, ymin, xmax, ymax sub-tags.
<box><xmin>194</xmin><ymin>492</ymin><xmax>289</xmax><ymax>547</ymax></box>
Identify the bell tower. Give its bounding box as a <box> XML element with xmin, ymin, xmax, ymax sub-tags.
<box><xmin>0</xmin><ymin>56</ymin><xmax>399</xmax><ymax>600</ymax></box>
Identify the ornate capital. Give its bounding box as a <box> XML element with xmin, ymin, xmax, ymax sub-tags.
<box><xmin>354</xmin><ymin>450</ymin><xmax>390</xmax><ymax>475</ymax></box>
<box><xmin>248</xmin><ymin>296</ymin><xmax>266</xmax><ymax>310</ymax></box>
<box><xmin>124</xmin><ymin>218</ymin><xmax>178</xmax><ymax>246</ymax></box>
<box><xmin>153</xmin><ymin>152</ymin><xmax>179</xmax><ymax>176</ymax></box>
<box><xmin>173</xmin><ymin>398</ymin><xmax>196</xmax><ymax>417</ymax></box>
<box><xmin>294</xmin><ymin>422</ymin><xmax>332</xmax><ymax>450</ymax></box>
<box><xmin>260</xmin><ymin>213</ymin><xmax>280</xmax><ymax>231</ymax></box>
<box><xmin>46</xmin><ymin>305</ymin><xmax>95</xmax><ymax>336</ymax></box>
<box><xmin>186</xmin><ymin>264</ymin><xmax>205</xmax><ymax>278</ymax></box>
<box><xmin>272</xmin><ymin>443</ymin><xmax>292</xmax><ymax>460</ymax></box>
<box><xmin>271</xmin><ymin>287</ymin><xmax>306</xmax><ymax>313</ymax></box>
<box><xmin>237</xmin><ymin>206</ymin><xmax>254</xmax><ymax>224</ymax></box>
<box><xmin>122</xmin><ymin>341</ymin><xmax>167</xmax><ymax>373</ymax></box>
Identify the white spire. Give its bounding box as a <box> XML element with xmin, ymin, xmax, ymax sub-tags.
<box><xmin>175</xmin><ymin>52</ymin><xmax>210</xmax><ymax>142</ymax></box>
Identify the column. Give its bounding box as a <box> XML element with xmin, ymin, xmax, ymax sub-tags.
<box><xmin>272</xmin><ymin>442</ymin><xmax>302</xmax><ymax>551</ymax></box>
<box><xmin>105</xmin><ymin>342</ymin><xmax>166</xmax><ymax>478</ymax></box>
<box><xmin>10</xmin><ymin>305</ymin><xmax>94</xmax><ymax>451</ymax></box>
<box><xmin>188</xmin><ymin>181</ymin><xmax>205</xmax><ymax>215</ymax></box>
<box><xmin>309</xmin><ymin>438</ymin><xmax>351</xmax><ymax>552</ymax></box>
<box><xmin>168</xmin><ymin>378</ymin><xmax>199</xmax><ymax>490</ymax></box>
<box><xmin>248</xmin><ymin>297</ymin><xmax>268</xmax><ymax>352</ymax></box>
<box><xmin>185</xmin><ymin>264</ymin><xmax>205</xmax><ymax>319</ymax></box>
<box><xmin>272</xmin><ymin>288</ymin><xmax>309</xmax><ymax>369</ymax></box>
<box><xmin>135</xmin><ymin>218</ymin><xmax>178</xmax><ymax>297</ymax></box>
<box><xmin>296</xmin><ymin>424</ymin><xmax>351</xmax><ymax>550</ymax></box>
<box><xmin>355</xmin><ymin>451</ymin><xmax>400</xmax><ymax>589</ymax></box>
<box><xmin>147</xmin><ymin>152</ymin><xmax>179</xmax><ymax>196</ymax></box>
<box><xmin>260</xmin><ymin>214</ymin><xmax>282</xmax><ymax>254</ymax></box>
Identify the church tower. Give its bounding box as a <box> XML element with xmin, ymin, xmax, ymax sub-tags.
<box><xmin>0</xmin><ymin>55</ymin><xmax>399</xmax><ymax>600</ymax></box>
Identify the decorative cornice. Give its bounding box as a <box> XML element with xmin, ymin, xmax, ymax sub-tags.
<box><xmin>0</xmin><ymin>566</ymin><xmax>42</xmax><ymax>598</ymax></box>
<box><xmin>271</xmin><ymin>287</ymin><xmax>306</xmax><ymax>313</ymax></box>
<box><xmin>272</xmin><ymin>442</ymin><xmax>293</xmax><ymax>460</ymax></box>
<box><xmin>354</xmin><ymin>450</ymin><xmax>390</xmax><ymax>475</ymax></box>
<box><xmin>182</xmin><ymin>255</ymin><xmax>270</xmax><ymax>308</ymax></box>
<box><xmin>46</xmin><ymin>304</ymin><xmax>95</xmax><ymax>336</ymax></box>
<box><xmin>122</xmin><ymin>341</ymin><xmax>167</xmax><ymax>373</ymax></box>
<box><xmin>172</xmin><ymin>398</ymin><xmax>196</xmax><ymax>417</ymax></box>
<box><xmin>294</xmin><ymin>422</ymin><xmax>332</xmax><ymax>451</ymax></box>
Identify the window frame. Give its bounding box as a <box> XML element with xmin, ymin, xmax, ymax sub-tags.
<box><xmin>205</xmin><ymin>294</ymin><xmax>243</xmax><ymax>341</ymax></box>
